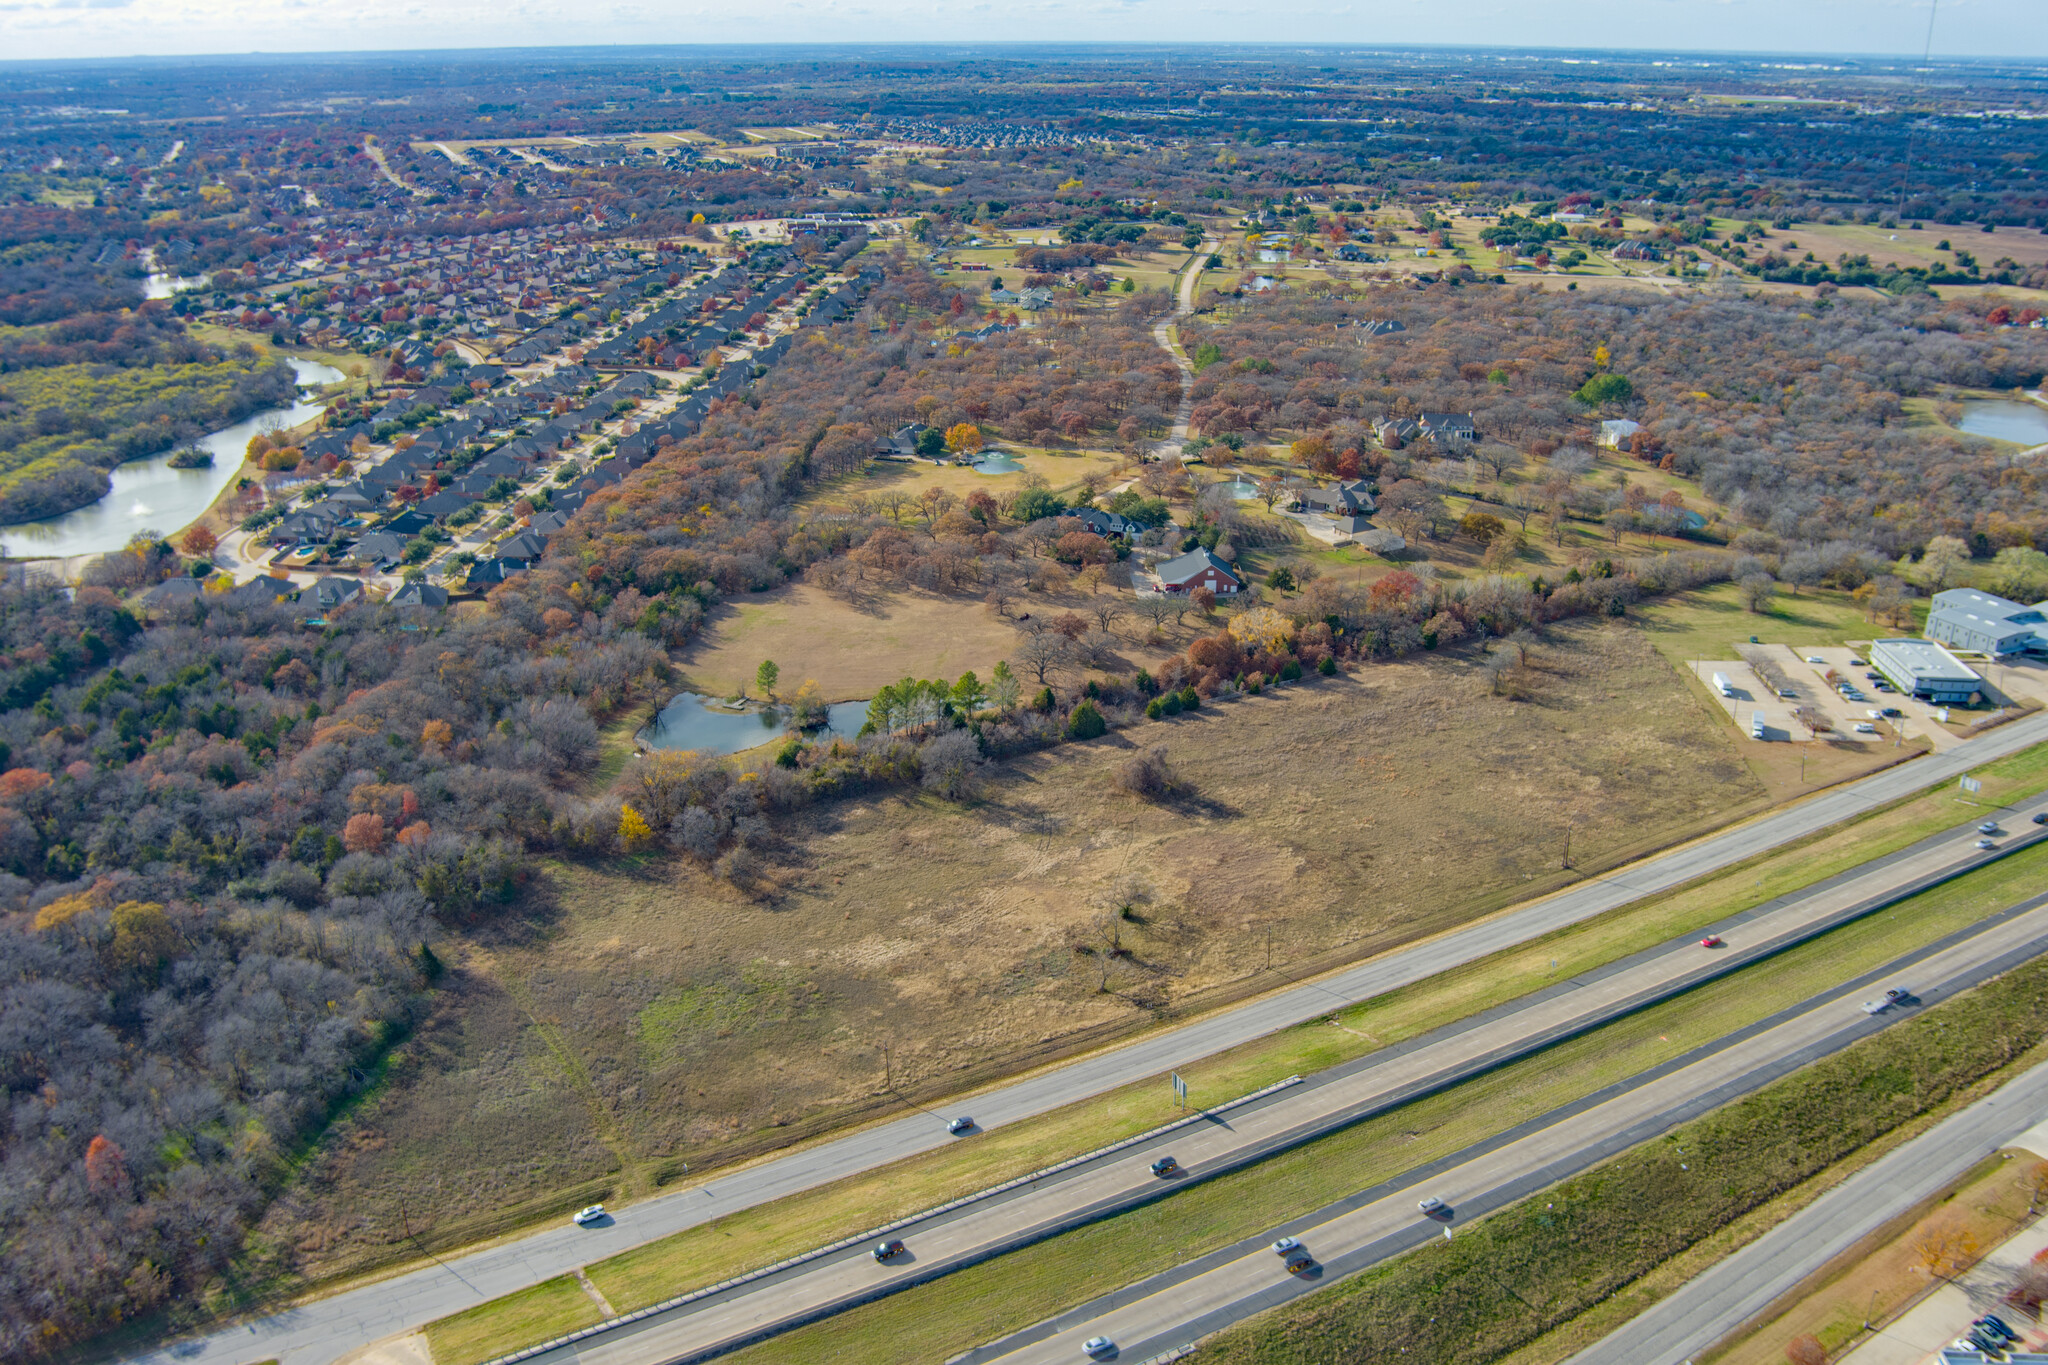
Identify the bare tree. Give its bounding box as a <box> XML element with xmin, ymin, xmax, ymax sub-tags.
<box><xmin>1015</xmin><ymin>631</ymin><xmax>1067</xmax><ymax>684</ymax></box>
<box><xmin>1091</xmin><ymin>600</ymin><xmax>1126</xmax><ymax>634</ymax></box>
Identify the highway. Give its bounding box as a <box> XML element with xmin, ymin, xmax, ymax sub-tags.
<box><xmin>485</xmin><ymin>794</ymin><xmax>2048</xmax><ymax>1365</ymax></box>
<box><xmin>1562</xmin><ymin>1062</ymin><xmax>2048</xmax><ymax>1365</ymax></box>
<box><xmin>131</xmin><ymin>713</ymin><xmax>2048</xmax><ymax>1365</ymax></box>
<box><xmin>974</xmin><ymin>893</ymin><xmax>2048</xmax><ymax>1365</ymax></box>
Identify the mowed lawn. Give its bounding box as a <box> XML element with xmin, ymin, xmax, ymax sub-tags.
<box><xmin>675</xmin><ymin>583</ymin><xmax>1030</xmax><ymax>701</ymax></box>
<box><xmin>1635</xmin><ymin>580</ymin><xmax>1923</xmax><ymax>667</ymax></box>
<box><xmin>254</xmin><ymin>618</ymin><xmax>1766</xmax><ymax>1287</ymax></box>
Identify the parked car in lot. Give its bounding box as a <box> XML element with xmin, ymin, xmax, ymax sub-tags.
<box><xmin>572</xmin><ymin>1204</ymin><xmax>606</xmax><ymax>1226</ymax></box>
<box><xmin>1854</xmin><ymin>722</ymin><xmax>1878</xmax><ymax>734</ymax></box>
<box><xmin>873</xmin><ymin>1238</ymin><xmax>907</xmax><ymax>1262</ymax></box>
<box><xmin>1806</xmin><ymin>656</ymin><xmax>1827</xmax><ymax>665</ymax></box>
<box><xmin>1150</xmin><ymin>1156</ymin><xmax>1179</xmax><ymax>1177</ymax></box>
<box><xmin>1879</xmin><ymin>707</ymin><xmax>1902</xmax><ymax>717</ymax></box>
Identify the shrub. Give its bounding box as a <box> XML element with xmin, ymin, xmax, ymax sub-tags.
<box><xmin>1065</xmin><ymin>700</ymin><xmax>1108</xmax><ymax>741</ymax></box>
<box><xmin>1113</xmin><ymin>746</ymin><xmax>1183</xmax><ymax>801</ymax></box>
<box><xmin>919</xmin><ymin>729</ymin><xmax>985</xmax><ymax>800</ymax></box>
<box><xmin>1032</xmin><ymin>686</ymin><xmax>1056</xmax><ymax>713</ymax></box>
<box><xmin>1176</xmin><ymin>686</ymin><xmax>1201</xmax><ymax>711</ymax></box>
<box><xmin>1279</xmin><ymin>659</ymin><xmax>1303</xmax><ymax>682</ymax></box>
<box><xmin>1317</xmin><ymin>654</ymin><xmax>1338</xmax><ymax>676</ymax></box>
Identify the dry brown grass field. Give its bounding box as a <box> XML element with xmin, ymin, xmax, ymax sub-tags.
<box><xmin>252</xmin><ymin>618</ymin><xmax>1768</xmax><ymax>1285</ymax></box>
<box><xmin>675</xmin><ymin>583</ymin><xmax>1030</xmax><ymax>701</ymax></box>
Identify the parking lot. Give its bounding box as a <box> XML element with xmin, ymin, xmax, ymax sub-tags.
<box><xmin>1689</xmin><ymin>645</ymin><xmax>1968</xmax><ymax>751</ymax></box>
<box><xmin>1780</xmin><ymin>645</ymin><xmax>1964</xmax><ymax>753</ymax></box>
<box><xmin>1690</xmin><ymin>658</ymin><xmax>1814</xmax><ymax>742</ymax></box>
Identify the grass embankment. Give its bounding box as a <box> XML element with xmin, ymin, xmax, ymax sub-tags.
<box><xmin>1706</xmin><ymin>1149</ymin><xmax>2040</xmax><ymax>1365</ymax></box>
<box><xmin>1192</xmin><ymin>953</ymin><xmax>2048</xmax><ymax>1365</ymax></box>
<box><xmin>427</xmin><ymin>813</ymin><xmax>2048</xmax><ymax>1365</ymax></box>
<box><xmin>700</xmin><ymin>843</ymin><xmax>2048</xmax><ymax>1365</ymax></box>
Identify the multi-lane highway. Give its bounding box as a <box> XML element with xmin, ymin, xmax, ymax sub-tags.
<box><xmin>133</xmin><ymin>714</ymin><xmax>2048</xmax><ymax>1365</ymax></box>
<box><xmin>487</xmin><ymin>797</ymin><xmax>2048</xmax><ymax>1365</ymax></box>
<box><xmin>974</xmin><ymin>892</ymin><xmax>2048</xmax><ymax>1364</ymax></box>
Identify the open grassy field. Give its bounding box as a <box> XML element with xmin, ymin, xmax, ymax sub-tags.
<box><xmin>673</xmin><ymin>583</ymin><xmax>1029</xmax><ymax>702</ymax></box>
<box><xmin>1634</xmin><ymin>580</ymin><xmax>1923</xmax><ymax>667</ymax></box>
<box><xmin>413</xmin><ymin>735</ymin><xmax>2048</xmax><ymax>1364</ymax></box>
<box><xmin>280</xmin><ymin>712</ymin><xmax>2048</xmax><ymax>1335</ymax></box>
<box><xmin>1707</xmin><ymin>1149</ymin><xmax>2039</xmax><ymax>1365</ymax></box>
<box><xmin>801</xmin><ymin>446</ymin><xmax>1123</xmax><ymax>509</ymax></box>
<box><xmin>252</xmin><ymin>617</ymin><xmax>1761</xmax><ymax>1288</ymax></box>
<box><xmin>692</xmin><ymin>845</ymin><xmax>2048</xmax><ymax>1365</ymax></box>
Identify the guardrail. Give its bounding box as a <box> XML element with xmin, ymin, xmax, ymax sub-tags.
<box><xmin>480</xmin><ymin>1073</ymin><xmax>1305</xmax><ymax>1365</ymax></box>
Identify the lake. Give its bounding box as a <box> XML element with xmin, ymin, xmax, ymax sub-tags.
<box><xmin>0</xmin><ymin>358</ymin><xmax>346</xmax><ymax>561</ymax></box>
<box><xmin>1959</xmin><ymin>400</ymin><xmax>2048</xmax><ymax>446</ymax></box>
<box><xmin>638</xmin><ymin>692</ymin><xmax>870</xmax><ymax>756</ymax></box>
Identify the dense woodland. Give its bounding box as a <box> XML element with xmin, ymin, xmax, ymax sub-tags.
<box><xmin>1186</xmin><ymin>285</ymin><xmax>2048</xmax><ymax>554</ymax></box>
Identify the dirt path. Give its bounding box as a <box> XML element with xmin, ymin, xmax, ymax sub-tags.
<box><xmin>1147</xmin><ymin>242</ymin><xmax>1211</xmax><ymax>465</ymax></box>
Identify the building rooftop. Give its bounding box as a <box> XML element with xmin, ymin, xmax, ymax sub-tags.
<box><xmin>1872</xmin><ymin>638</ymin><xmax>1982</xmax><ymax>683</ymax></box>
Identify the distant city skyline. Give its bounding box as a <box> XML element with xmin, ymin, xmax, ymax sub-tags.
<box><xmin>0</xmin><ymin>0</ymin><xmax>2041</xmax><ymax>65</ymax></box>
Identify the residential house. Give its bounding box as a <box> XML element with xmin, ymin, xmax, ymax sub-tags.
<box><xmin>1151</xmin><ymin>548</ymin><xmax>1243</xmax><ymax>596</ymax></box>
<box><xmin>1293</xmin><ymin>480</ymin><xmax>1377</xmax><ymax>516</ymax></box>
<box><xmin>1072</xmin><ymin>507</ymin><xmax>1140</xmax><ymax>539</ymax></box>
<box><xmin>416</xmin><ymin>490</ymin><xmax>472</xmax><ymax>522</ymax></box>
<box><xmin>305</xmin><ymin>577</ymin><xmax>364</xmax><ymax>613</ymax></box>
<box><xmin>348</xmin><ymin>532</ymin><xmax>409</xmax><ymax>571</ymax></box>
<box><xmin>1418</xmin><ymin>412</ymin><xmax>1478</xmax><ymax>444</ymax></box>
<box><xmin>389</xmin><ymin>582</ymin><xmax>451</xmax><ymax>609</ymax></box>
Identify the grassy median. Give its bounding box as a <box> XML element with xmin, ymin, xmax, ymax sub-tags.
<box><xmin>423</xmin><ymin>744</ymin><xmax>2048</xmax><ymax>1365</ymax></box>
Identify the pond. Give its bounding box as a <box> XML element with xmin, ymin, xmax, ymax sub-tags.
<box><xmin>973</xmin><ymin>452</ymin><xmax>1024</xmax><ymax>474</ymax></box>
<box><xmin>1216</xmin><ymin>479</ymin><xmax>1260</xmax><ymax>500</ymax></box>
<box><xmin>637</xmin><ymin>692</ymin><xmax>870</xmax><ymax>756</ymax></box>
<box><xmin>0</xmin><ymin>358</ymin><xmax>347</xmax><ymax>561</ymax></box>
<box><xmin>144</xmin><ymin>272</ymin><xmax>208</xmax><ymax>300</ymax></box>
<box><xmin>1959</xmin><ymin>400</ymin><xmax>2048</xmax><ymax>446</ymax></box>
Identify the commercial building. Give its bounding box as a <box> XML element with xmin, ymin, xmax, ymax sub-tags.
<box><xmin>1870</xmin><ymin>638</ymin><xmax>1983</xmax><ymax>704</ymax></box>
<box><xmin>1925</xmin><ymin>587</ymin><xmax>2048</xmax><ymax>657</ymax></box>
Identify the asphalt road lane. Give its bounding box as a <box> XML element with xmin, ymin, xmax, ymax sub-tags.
<box><xmin>1563</xmin><ymin>1064</ymin><xmax>2048</xmax><ymax>1365</ymax></box>
<box><xmin>982</xmin><ymin>900</ymin><xmax>2048</xmax><ymax>1364</ymax></box>
<box><xmin>132</xmin><ymin>715</ymin><xmax>2048</xmax><ymax>1365</ymax></box>
<box><xmin>496</xmin><ymin>798</ymin><xmax>2048</xmax><ymax>1365</ymax></box>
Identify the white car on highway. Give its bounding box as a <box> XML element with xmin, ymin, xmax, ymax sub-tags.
<box><xmin>572</xmin><ymin>1204</ymin><xmax>606</xmax><ymax>1226</ymax></box>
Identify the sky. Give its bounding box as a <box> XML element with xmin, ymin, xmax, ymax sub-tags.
<box><xmin>0</xmin><ymin>0</ymin><xmax>2041</xmax><ymax>63</ymax></box>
